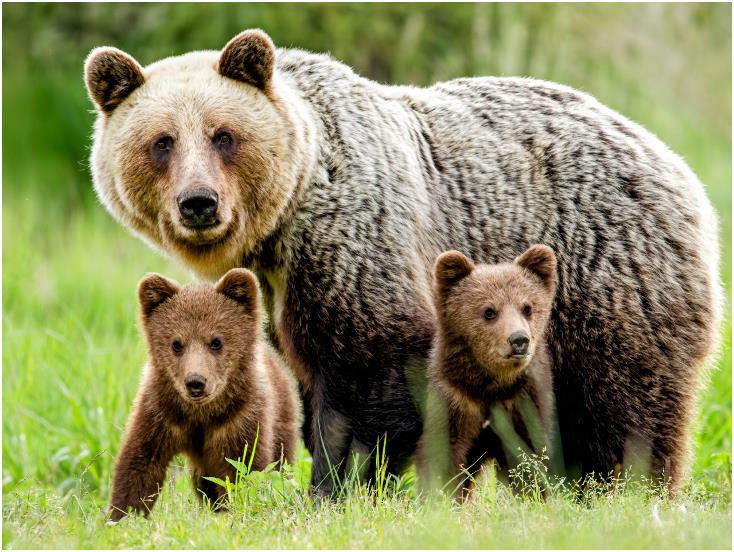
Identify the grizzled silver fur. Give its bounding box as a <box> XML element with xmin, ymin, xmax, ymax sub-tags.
<box><xmin>85</xmin><ymin>30</ymin><xmax>722</xmax><ymax>495</ymax></box>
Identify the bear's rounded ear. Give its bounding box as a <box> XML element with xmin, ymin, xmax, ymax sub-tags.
<box><xmin>215</xmin><ymin>268</ymin><xmax>260</xmax><ymax>313</ymax></box>
<box><xmin>515</xmin><ymin>244</ymin><xmax>557</xmax><ymax>290</ymax></box>
<box><xmin>218</xmin><ymin>29</ymin><xmax>275</xmax><ymax>92</ymax></box>
<box><xmin>435</xmin><ymin>250</ymin><xmax>475</xmax><ymax>294</ymax></box>
<box><xmin>138</xmin><ymin>273</ymin><xmax>179</xmax><ymax>318</ymax></box>
<box><xmin>84</xmin><ymin>47</ymin><xmax>145</xmax><ymax>115</ymax></box>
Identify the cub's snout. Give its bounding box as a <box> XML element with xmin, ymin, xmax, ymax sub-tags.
<box><xmin>508</xmin><ymin>331</ymin><xmax>530</xmax><ymax>357</ymax></box>
<box><xmin>184</xmin><ymin>373</ymin><xmax>208</xmax><ymax>399</ymax></box>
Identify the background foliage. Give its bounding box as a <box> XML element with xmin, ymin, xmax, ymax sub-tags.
<box><xmin>3</xmin><ymin>3</ymin><xmax>731</xmax><ymax>548</ymax></box>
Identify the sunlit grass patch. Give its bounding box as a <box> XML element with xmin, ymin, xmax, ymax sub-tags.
<box><xmin>2</xmin><ymin>449</ymin><xmax>732</xmax><ymax>549</ymax></box>
<box><xmin>3</xmin><ymin>178</ymin><xmax>732</xmax><ymax>548</ymax></box>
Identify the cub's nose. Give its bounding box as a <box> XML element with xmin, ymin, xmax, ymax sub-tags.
<box><xmin>177</xmin><ymin>187</ymin><xmax>218</xmax><ymax>227</ymax></box>
<box><xmin>185</xmin><ymin>374</ymin><xmax>207</xmax><ymax>398</ymax></box>
<box><xmin>509</xmin><ymin>331</ymin><xmax>530</xmax><ymax>356</ymax></box>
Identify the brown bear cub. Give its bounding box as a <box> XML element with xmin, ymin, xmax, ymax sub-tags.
<box><xmin>428</xmin><ymin>244</ymin><xmax>558</xmax><ymax>498</ymax></box>
<box><xmin>108</xmin><ymin>268</ymin><xmax>300</xmax><ymax>521</ymax></box>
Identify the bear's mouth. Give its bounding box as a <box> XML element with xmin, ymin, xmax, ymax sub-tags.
<box><xmin>499</xmin><ymin>354</ymin><xmax>531</xmax><ymax>373</ymax></box>
<box><xmin>181</xmin><ymin>218</ymin><xmax>221</xmax><ymax>231</ymax></box>
<box><xmin>179</xmin><ymin>221</ymin><xmax>228</xmax><ymax>245</ymax></box>
<box><xmin>162</xmin><ymin>210</ymin><xmax>239</xmax><ymax>249</ymax></box>
<box><xmin>188</xmin><ymin>387</ymin><xmax>207</xmax><ymax>399</ymax></box>
<box><xmin>185</xmin><ymin>390</ymin><xmax>213</xmax><ymax>404</ymax></box>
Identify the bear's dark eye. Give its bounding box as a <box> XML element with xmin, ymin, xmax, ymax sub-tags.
<box><xmin>151</xmin><ymin>136</ymin><xmax>174</xmax><ymax>167</ymax></box>
<box><xmin>171</xmin><ymin>339</ymin><xmax>183</xmax><ymax>354</ymax></box>
<box><xmin>484</xmin><ymin>308</ymin><xmax>497</xmax><ymax>320</ymax></box>
<box><xmin>523</xmin><ymin>304</ymin><xmax>533</xmax><ymax>317</ymax></box>
<box><xmin>210</xmin><ymin>338</ymin><xmax>222</xmax><ymax>351</ymax></box>
<box><xmin>153</xmin><ymin>136</ymin><xmax>173</xmax><ymax>152</ymax></box>
<box><xmin>213</xmin><ymin>132</ymin><xmax>233</xmax><ymax>148</ymax></box>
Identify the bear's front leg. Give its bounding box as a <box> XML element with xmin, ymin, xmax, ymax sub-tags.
<box><xmin>108</xmin><ymin>404</ymin><xmax>174</xmax><ymax>522</ymax></box>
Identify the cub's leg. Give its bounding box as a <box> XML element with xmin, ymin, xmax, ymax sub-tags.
<box><xmin>448</xmin><ymin>408</ymin><xmax>483</xmax><ymax>501</ymax></box>
<box><xmin>108</xmin><ymin>405</ymin><xmax>174</xmax><ymax>521</ymax></box>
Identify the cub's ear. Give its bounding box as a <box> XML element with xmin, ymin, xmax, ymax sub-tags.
<box><xmin>218</xmin><ymin>29</ymin><xmax>275</xmax><ymax>92</ymax></box>
<box><xmin>515</xmin><ymin>244</ymin><xmax>557</xmax><ymax>290</ymax></box>
<box><xmin>434</xmin><ymin>250</ymin><xmax>475</xmax><ymax>294</ymax></box>
<box><xmin>138</xmin><ymin>273</ymin><xmax>179</xmax><ymax>318</ymax></box>
<box><xmin>84</xmin><ymin>47</ymin><xmax>145</xmax><ymax>114</ymax></box>
<box><xmin>215</xmin><ymin>268</ymin><xmax>260</xmax><ymax>313</ymax></box>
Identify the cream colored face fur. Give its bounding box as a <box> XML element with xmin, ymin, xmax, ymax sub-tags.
<box><xmin>86</xmin><ymin>31</ymin><xmax>312</xmax><ymax>279</ymax></box>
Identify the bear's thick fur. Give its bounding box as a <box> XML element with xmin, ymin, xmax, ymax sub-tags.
<box><xmin>108</xmin><ymin>269</ymin><xmax>300</xmax><ymax>520</ymax></box>
<box><xmin>86</xmin><ymin>29</ymin><xmax>722</xmax><ymax>495</ymax></box>
<box><xmin>426</xmin><ymin>245</ymin><xmax>557</xmax><ymax>498</ymax></box>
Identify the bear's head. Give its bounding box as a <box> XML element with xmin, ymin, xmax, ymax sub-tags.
<box><xmin>84</xmin><ymin>30</ymin><xmax>313</xmax><ymax>279</ymax></box>
<box><xmin>138</xmin><ymin>268</ymin><xmax>264</xmax><ymax>407</ymax></box>
<box><xmin>433</xmin><ymin>245</ymin><xmax>557</xmax><ymax>386</ymax></box>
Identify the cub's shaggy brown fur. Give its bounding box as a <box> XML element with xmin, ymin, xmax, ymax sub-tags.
<box><xmin>428</xmin><ymin>245</ymin><xmax>557</xmax><ymax>496</ymax></box>
<box><xmin>108</xmin><ymin>269</ymin><xmax>299</xmax><ymax>521</ymax></box>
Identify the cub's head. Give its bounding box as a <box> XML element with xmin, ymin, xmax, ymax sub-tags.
<box><xmin>434</xmin><ymin>245</ymin><xmax>557</xmax><ymax>384</ymax></box>
<box><xmin>138</xmin><ymin>268</ymin><xmax>263</xmax><ymax>406</ymax></box>
<box><xmin>85</xmin><ymin>30</ymin><xmax>310</xmax><ymax>279</ymax></box>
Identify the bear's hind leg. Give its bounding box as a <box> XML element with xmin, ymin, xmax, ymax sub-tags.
<box><xmin>310</xmin><ymin>401</ymin><xmax>353</xmax><ymax>500</ymax></box>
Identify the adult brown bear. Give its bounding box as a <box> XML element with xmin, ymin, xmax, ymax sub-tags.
<box><xmin>84</xmin><ymin>29</ymin><xmax>721</xmax><ymax>496</ymax></box>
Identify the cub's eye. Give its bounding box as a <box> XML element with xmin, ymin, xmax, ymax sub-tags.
<box><xmin>171</xmin><ymin>340</ymin><xmax>183</xmax><ymax>354</ymax></box>
<box><xmin>484</xmin><ymin>308</ymin><xmax>497</xmax><ymax>320</ymax></box>
<box><xmin>522</xmin><ymin>304</ymin><xmax>533</xmax><ymax>317</ymax></box>
<box><xmin>153</xmin><ymin>136</ymin><xmax>173</xmax><ymax>152</ymax></box>
<box><xmin>210</xmin><ymin>338</ymin><xmax>222</xmax><ymax>351</ymax></box>
<box><xmin>213</xmin><ymin>132</ymin><xmax>232</xmax><ymax>147</ymax></box>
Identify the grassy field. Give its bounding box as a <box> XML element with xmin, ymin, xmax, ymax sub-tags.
<box><xmin>2</xmin><ymin>190</ymin><xmax>730</xmax><ymax>549</ymax></box>
<box><xmin>2</xmin><ymin>3</ymin><xmax>731</xmax><ymax>549</ymax></box>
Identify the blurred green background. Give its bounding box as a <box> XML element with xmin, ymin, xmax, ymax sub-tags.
<box><xmin>2</xmin><ymin>3</ymin><xmax>731</xmax><ymax>547</ymax></box>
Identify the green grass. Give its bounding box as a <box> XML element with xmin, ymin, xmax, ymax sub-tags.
<box><xmin>2</xmin><ymin>462</ymin><xmax>732</xmax><ymax>549</ymax></box>
<box><xmin>2</xmin><ymin>179</ymin><xmax>731</xmax><ymax>548</ymax></box>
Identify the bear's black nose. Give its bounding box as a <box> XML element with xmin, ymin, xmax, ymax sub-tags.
<box><xmin>185</xmin><ymin>374</ymin><xmax>207</xmax><ymax>398</ymax></box>
<box><xmin>509</xmin><ymin>331</ymin><xmax>530</xmax><ymax>356</ymax></box>
<box><xmin>177</xmin><ymin>187</ymin><xmax>218</xmax><ymax>227</ymax></box>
